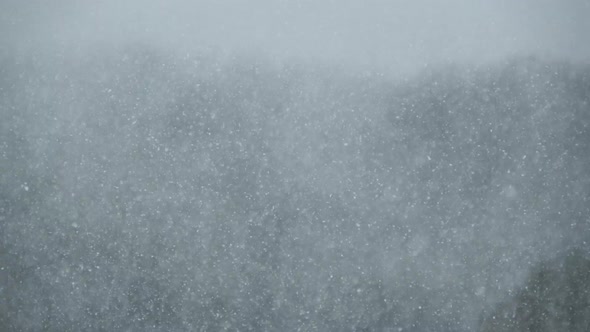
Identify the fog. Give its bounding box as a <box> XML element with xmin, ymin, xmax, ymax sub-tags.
<box><xmin>3</xmin><ymin>1</ymin><xmax>590</xmax><ymax>73</ymax></box>
<box><xmin>1</xmin><ymin>1</ymin><xmax>590</xmax><ymax>331</ymax></box>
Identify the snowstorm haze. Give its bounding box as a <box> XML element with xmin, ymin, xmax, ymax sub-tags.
<box><xmin>1</xmin><ymin>1</ymin><xmax>590</xmax><ymax>331</ymax></box>
<box><xmin>3</xmin><ymin>0</ymin><xmax>590</xmax><ymax>72</ymax></box>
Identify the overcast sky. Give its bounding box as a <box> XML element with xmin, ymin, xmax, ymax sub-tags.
<box><xmin>2</xmin><ymin>0</ymin><xmax>589</xmax><ymax>74</ymax></box>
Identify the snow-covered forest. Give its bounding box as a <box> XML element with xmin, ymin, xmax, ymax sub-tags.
<box><xmin>1</xmin><ymin>1</ymin><xmax>590</xmax><ymax>331</ymax></box>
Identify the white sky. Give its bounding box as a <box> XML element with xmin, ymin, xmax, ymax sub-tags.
<box><xmin>2</xmin><ymin>0</ymin><xmax>589</xmax><ymax>74</ymax></box>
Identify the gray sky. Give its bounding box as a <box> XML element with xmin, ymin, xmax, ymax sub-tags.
<box><xmin>2</xmin><ymin>0</ymin><xmax>589</xmax><ymax>74</ymax></box>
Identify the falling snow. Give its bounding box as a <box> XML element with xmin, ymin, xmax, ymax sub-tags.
<box><xmin>2</xmin><ymin>2</ymin><xmax>590</xmax><ymax>331</ymax></box>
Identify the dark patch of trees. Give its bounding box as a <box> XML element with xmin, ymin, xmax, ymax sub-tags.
<box><xmin>480</xmin><ymin>250</ymin><xmax>590</xmax><ymax>332</ymax></box>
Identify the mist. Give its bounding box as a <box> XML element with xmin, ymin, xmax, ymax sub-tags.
<box><xmin>1</xmin><ymin>1</ymin><xmax>590</xmax><ymax>331</ymax></box>
<box><xmin>2</xmin><ymin>0</ymin><xmax>590</xmax><ymax>73</ymax></box>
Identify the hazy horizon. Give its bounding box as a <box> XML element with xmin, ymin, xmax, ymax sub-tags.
<box><xmin>2</xmin><ymin>0</ymin><xmax>589</xmax><ymax>75</ymax></box>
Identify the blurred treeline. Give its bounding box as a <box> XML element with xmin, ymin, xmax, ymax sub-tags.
<box><xmin>1</xmin><ymin>46</ymin><xmax>589</xmax><ymax>331</ymax></box>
